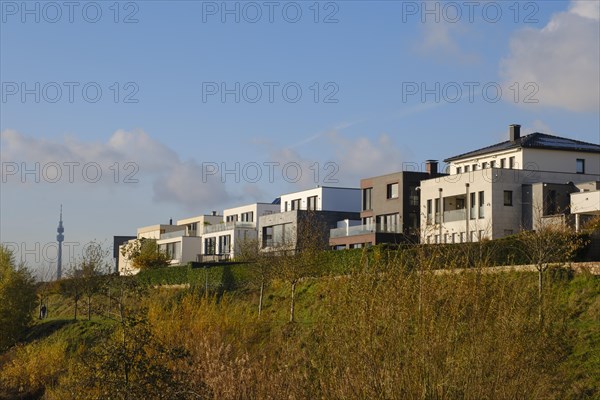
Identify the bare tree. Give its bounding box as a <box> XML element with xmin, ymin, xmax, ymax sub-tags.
<box><xmin>518</xmin><ymin>217</ymin><xmax>584</xmax><ymax>323</ymax></box>
<box><xmin>238</xmin><ymin>237</ymin><xmax>275</xmax><ymax>316</ymax></box>
<box><xmin>274</xmin><ymin>211</ymin><xmax>327</xmax><ymax>323</ymax></box>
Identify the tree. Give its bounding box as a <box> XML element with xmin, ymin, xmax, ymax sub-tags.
<box><xmin>518</xmin><ymin>222</ymin><xmax>584</xmax><ymax>323</ymax></box>
<box><xmin>79</xmin><ymin>242</ymin><xmax>111</xmax><ymax>320</ymax></box>
<box><xmin>60</xmin><ymin>265</ymin><xmax>83</xmax><ymax>321</ymax></box>
<box><xmin>0</xmin><ymin>245</ymin><xmax>37</xmax><ymax>350</ymax></box>
<box><xmin>238</xmin><ymin>237</ymin><xmax>275</xmax><ymax>316</ymax></box>
<box><xmin>120</xmin><ymin>238</ymin><xmax>171</xmax><ymax>271</ymax></box>
<box><xmin>275</xmin><ymin>211</ymin><xmax>327</xmax><ymax>323</ymax></box>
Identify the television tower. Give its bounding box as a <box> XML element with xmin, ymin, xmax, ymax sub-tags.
<box><xmin>56</xmin><ymin>205</ymin><xmax>64</xmax><ymax>280</ymax></box>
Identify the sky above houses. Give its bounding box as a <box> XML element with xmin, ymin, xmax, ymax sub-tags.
<box><xmin>1</xmin><ymin>0</ymin><xmax>599</xmax><ymax>275</ymax></box>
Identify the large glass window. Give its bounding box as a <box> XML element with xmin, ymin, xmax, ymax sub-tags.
<box><xmin>409</xmin><ymin>186</ymin><xmax>419</xmax><ymax>206</ymax></box>
<box><xmin>387</xmin><ymin>183</ymin><xmax>399</xmax><ymax>199</ymax></box>
<box><xmin>307</xmin><ymin>196</ymin><xmax>318</xmax><ymax>211</ymax></box>
<box><xmin>219</xmin><ymin>235</ymin><xmax>231</xmax><ymax>254</ymax></box>
<box><xmin>362</xmin><ymin>188</ymin><xmax>372</xmax><ymax>210</ymax></box>
<box><xmin>504</xmin><ymin>190</ymin><xmax>513</xmax><ymax>206</ymax></box>
<box><xmin>204</xmin><ymin>237</ymin><xmax>216</xmax><ymax>255</ymax></box>
<box><xmin>576</xmin><ymin>159</ymin><xmax>585</xmax><ymax>174</ymax></box>
<box><xmin>241</xmin><ymin>212</ymin><xmax>254</xmax><ymax>222</ymax></box>
<box><xmin>427</xmin><ymin>199</ymin><xmax>432</xmax><ymax>224</ymax></box>
<box><xmin>291</xmin><ymin>199</ymin><xmax>301</xmax><ymax>210</ymax></box>
<box><xmin>478</xmin><ymin>191</ymin><xmax>485</xmax><ymax>218</ymax></box>
<box><xmin>470</xmin><ymin>192</ymin><xmax>476</xmax><ymax>220</ymax></box>
<box><xmin>377</xmin><ymin>213</ymin><xmax>399</xmax><ymax>232</ymax></box>
<box><xmin>509</xmin><ymin>157</ymin><xmax>515</xmax><ymax>169</ymax></box>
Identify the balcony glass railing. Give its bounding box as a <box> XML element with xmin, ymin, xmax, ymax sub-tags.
<box><xmin>159</xmin><ymin>230</ymin><xmax>187</xmax><ymax>240</ymax></box>
<box><xmin>443</xmin><ymin>209</ymin><xmax>466</xmax><ymax>223</ymax></box>
<box><xmin>202</xmin><ymin>221</ymin><xmax>255</xmax><ymax>234</ymax></box>
<box><xmin>330</xmin><ymin>223</ymin><xmax>402</xmax><ymax>238</ymax></box>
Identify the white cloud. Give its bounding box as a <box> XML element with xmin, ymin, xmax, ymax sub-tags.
<box><xmin>327</xmin><ymin>132</ymin><xmax>408</xmax><ymax>182</ymax></box>
<box><xmin>1</xmin><ymin>129</ymin><xmax>234</xmax><ymax>210</ymax></box>
<box><xmin>500</xmin><ymin>1</ymin><xmax>600</xmax><ymax>112</ymax></box>
<box><xmin>417</xmin><ymin>20</ymin><xmax>480</xmax><ymax>65</ymax></box>
<box><xmin>260</xmin><ymin>131</ymin><xmax>408</xmax><ymax>189</ymax></box>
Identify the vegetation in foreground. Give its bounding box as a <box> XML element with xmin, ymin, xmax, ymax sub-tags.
<box><xmin>0</xmin><ymin>219</ymin><xmax>599</xmax><ymax>399</ymax></box>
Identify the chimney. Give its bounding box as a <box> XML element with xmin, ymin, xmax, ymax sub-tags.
<box><xmin>169</xmin><ymin>218</ymin><xmax>173</xmax><ymax>225</ymax></box>
<box><xmin>212</xmin><ymin>211</ymin><xmax>217</xmax><ymax>216</ymax></box>
<box><xmin>425</xmin><ymin>160</ymin><xmax>438</xmax><ymax>175</ymax></box>
<box><xmin>509</xmin><ymin>124</ymin><xmax>521</xmax><ymax>142</ymax></box>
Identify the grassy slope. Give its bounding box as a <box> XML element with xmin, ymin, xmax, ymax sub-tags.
<box><xmin>2</xmin><ymin>270</ymin><xmax>599</xmax><ymax>399</ymax></box>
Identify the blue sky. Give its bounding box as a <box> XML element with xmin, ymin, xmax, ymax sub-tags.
<box><xmin>1</xmin><ymin>0</ymin><xmax>599</xmax><ymax>275</ymax></box>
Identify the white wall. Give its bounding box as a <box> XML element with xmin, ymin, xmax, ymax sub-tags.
<box><xmin>449</xmin><ymin>148</ymin><xmax>523</xmax><ymax>174</ymax></box>
<box><xmin>449</xmin><ymin>148</ymin><xmax>600</xmax><ymax>176</ymax></box>
<box><xmin>280</xmin><ymin>187</ymin><xmax>360</xmax><ymax>212</ymax></box>
<box><xmin>523</xmin><ymin>149</ymin><xmax>600</xmax><ymax>175</ymax></box>
<box><xmin>420</xmin><ymin>168</ymin><xmax>600</xmax><ymax>243</ymax></box>
<box><xmin>223</xmin><ymin>203</ymin><xmax>279</xmax><ymax>227</ymax></box>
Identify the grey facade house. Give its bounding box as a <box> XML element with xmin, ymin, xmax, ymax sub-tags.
<box><xmin>329</xmin><ymin>162</ymin><xmax>444</xmax><ymax>249</ymax></box>
<box><xmin>258</xmin><ymin>186</ymin><xmax>361</xmax><ymax>251</ymax></box>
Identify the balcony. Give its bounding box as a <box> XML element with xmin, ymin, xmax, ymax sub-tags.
<box><xmin>443</xmin><ymin>209</ymin><xmax>466</xmax><ymax>223</ymax></box>
<box><xmin>159</xmin><ymin>230</ymin><xmax>187</xmax><ymax>240</ymax></box>
<box><xmin>202</xmin><ymin>221</ymin><xmax>255</xmax><ymax>234</ymax></box>
<box><xmin>330</xmin><ymin>223</ymin><xmax>402</xmax><ymax>238</ymax></box>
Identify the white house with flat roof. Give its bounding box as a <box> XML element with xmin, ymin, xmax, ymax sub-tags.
<box><xmin>420</xmin><ymin>124</ymin><xmax>600</xmax><ymax>244</ymax></box>
<box><xmin>200</xmin><ymin>202</ymin><xmax>280</xmax><ymax>261</ymax></box>
<box><xmin>156</xmin><ymin>213</ymin><xmax>223</xmax><ymax>265</ymax></box>
<box><xmin>259</xmin><ymin>186</ymin><xmax>361</xmax><ymax>250</ymax></box>
<box><xmin>280</xmin><ymin>186</ymin><xmax>361</xmax><ymax>213</ymax></box>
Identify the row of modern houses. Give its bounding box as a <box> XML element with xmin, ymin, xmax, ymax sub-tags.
<box><xmin>116</xmin><ymin>124</ymin><xmax>600</xmax><ymax>275</ymax></box>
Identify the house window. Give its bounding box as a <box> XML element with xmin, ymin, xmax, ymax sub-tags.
<box><xmin>363</xmin><ymin>217</ymin><xmax>373</xmax><ymax>229</ymax></box>
<box><xmin>284</xmin><ymin>202</ymin><xmax>288</xmax><ymax>211</ymax></box>
<box><xmin>427</xmin><ymin>199</ymin><xmax>432</xmax><ymax>224</ymax></box>
<box><xmin>307</xmin><ymin>196</ymin><xmax>318</xmax><ymax>211</ymax></box>
<box><xmin>460</xmin><ymin>232</ymin><xmax>465</xmax><ymax>243</ymax></box>
<box><xmin>409</xmin><ymin>186</ymin><xmax>419</xmax><ymax>206</ymax></box>
<box><xmin>490</xmin><ymin>160</ymin><xmax>496</xmax><ymax>168</ymax></box>
<box><xmin>456</xmin><ymin>167</ymin><xmax>462</xmax><ymax>174</ymax></box>
<box><xmin>219</xmin><ymin>235</ymin><xmax>231</xmax><ymax>254</ymax></box>
<box><xmin>509</xmin><ymin>156</ymin><xmax>515</xmax><ymax>169</ymax></box>
<box><xmin>504</xmin><ymin>190</ymin><xmax>513</xmax><ymax>206</ymax></box>
<box><xmin>241</xmin><ymin>212</ymin><xmax>254</xmax><ymax>222</ymax></box>
<box><xmin>547</xmin><ymin>190</ymin><xmax>557</xmax><ymax>215</ymax></box>
<box><xmin>377</xmin><ymin>213</ymin><xmax>399</xmax><ymax>232</ymax></box>
<box><xmin>576</xmin><ymin>159</ymin><xmax>585</xmax><ymax>174</ymax></box>
<box><xmin>262</xmin><ymin>227</ymin><xmax>273</xmax><ymax>247</ymax></box>
<box><xmin>479</xmin><ymin>230</ymin><xmax>485</xmax><ymax>240</ymax></box>
<box><xmin>500</xmin><ymin>158</ymin><xmax>506</xmax><ymax>168</ymax></box>
<box><xmin>470</xmin><ymin>192</ymin><xmax>476</xmax><ymax>220</ymax></box>
<box><xmin>482</xmin><ymin>162</ymin><xmax>488</xmax><ymax>169</ymax></box>
<box><xmin>478</xmin><ymin>191</ymin><xmax>485</xmax><ymax>218</ymax></box>
<box><xmin>291</xmin><ymin>199</ymin><xmax>301</xmax><ymax>210</ymax></box>
<box><xmin>362</xmin><ymin>188</ymin><xmax>372</xmax><ymax>211</ymax></box>
<box><xmin>464</xmin><ymin>165</ymin><xmax>470</xmax><ymax>172</ymax></box>
<box><xmin>226</xmin><ymin>215</ymin><xmax>238</xmax><ymax>223</ymax></box>
<box><xmin>434</xmin><ymin>198</ymin><xmax>441</xmax><ymax>223</ymax></box>
<box><xmin>204</xmin><ymin>237</ymin><xmax>217</xmax><ymax>255</ymax></box>
<box><xmin>472</xmin><ymin>164</ymin><xmax>478</xmax><ymax>171</ymax></box>
<box><xmin>407</xmin><ymin>212</ymin><xmax>418</xmax><ymax>234</ymax></box>
<box><xmin>386</xmin><ymin>183</ymin><xmax>399</xmax><ymax>199</ymax></box>
<box><xmin>456</xmin><ymin>198</ymin><xmax>465</xmax><ymax>209</ymax></box>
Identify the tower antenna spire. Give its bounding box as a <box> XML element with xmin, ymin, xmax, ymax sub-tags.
<box><xmin>56</xmin><ymin>205</ymin><xmax>64</xmax><ymax>280</ymax></box>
